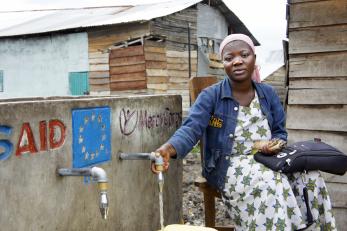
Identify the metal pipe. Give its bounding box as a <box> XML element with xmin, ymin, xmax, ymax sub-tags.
<box><xmin>120</xmin><ymin>151</ymin><xmax>164</xmax><ymax>188</ymax></box>
<box><xmin>119</xmin><ymin>152</ymin><xmax>155</xmax><ymax>160</ymax></box>
<box><xmin>57</xmin><ymin>166</ymin><xmax>109</xmax><ymax>220</ymax></box>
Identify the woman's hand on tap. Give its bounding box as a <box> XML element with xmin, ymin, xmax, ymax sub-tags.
<box><xmin>151</xmin><ymin>143</ymin><xmax>177</xmax><ymax>174</ymax></box>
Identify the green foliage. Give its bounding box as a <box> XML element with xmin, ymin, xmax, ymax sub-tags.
<box><xmin>190</xmin><ymin>144</ymin><xmax>200</xmax><ymax>155</ymax></box>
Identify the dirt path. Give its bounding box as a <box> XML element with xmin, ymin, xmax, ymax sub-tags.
<box><xmin>182</xmin><ymin>152</ymin><xmax>233</xmax><ymax>227</ymax></box>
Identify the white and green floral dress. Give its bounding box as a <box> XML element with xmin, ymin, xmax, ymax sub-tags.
<box><xmin>222</xmin><ymin>93</ymin><xmax>336</xmax><ymax>231</ymax></box>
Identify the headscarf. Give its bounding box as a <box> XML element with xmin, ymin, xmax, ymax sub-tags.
<box><xmin>219</xmin><ymin>33</ymin><xmax>261</xmax><ymax>83</ymax></box>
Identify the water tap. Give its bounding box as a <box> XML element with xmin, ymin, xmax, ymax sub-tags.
<box><xmin>119</xmin><ymin>152</ymin><xmax>165</xmax><ymax>191</ymax></box>
<box><xmin>57</xmin><ymin>166</ymin><xmax>109</xmax><ymax>219</ymax></box>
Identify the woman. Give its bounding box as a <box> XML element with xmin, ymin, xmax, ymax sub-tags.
<box><xmin>155</xmin><ymin>34</ymin><xmax>336</xmax><ymax>230</ymax></box>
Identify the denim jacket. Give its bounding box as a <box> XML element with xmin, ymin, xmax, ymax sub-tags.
<box><xmin>168</xmin><ymin>77</ymin><xmax>287</xmax><ymax>191</ymax></box>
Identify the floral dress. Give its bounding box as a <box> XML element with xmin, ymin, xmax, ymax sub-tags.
<box><xmin>222</xmin><ymin>93</ymin><xmax>336</xmax><ymax>231</ymax></box>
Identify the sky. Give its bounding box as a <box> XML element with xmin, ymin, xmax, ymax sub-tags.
<box><xmin>1</xmin><ymin>0</ymin><xmax>288</xmax><ymax>78</ymax></box>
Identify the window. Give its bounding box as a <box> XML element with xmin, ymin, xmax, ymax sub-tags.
<box><xmin>0</xmin><ymin>70</ymin><xmax>3</xmax><ymax>92</ymax></box>
<box><xmin>69</xmin><ymin>72</ymin><xmax>89</xmax><ymax>95</ymax></box>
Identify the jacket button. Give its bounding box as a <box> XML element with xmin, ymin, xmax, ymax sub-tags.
<box><xmin>234</xmin><ymin>106</ymin><xmax>238</xmax><ymax>111</ymax></box>
<box><xmin>225</xmin><ymin>156</ymin><xmax>230</xmax><ymax>160</ymax></box>
<box><xmin>229</xmin><ymin>134</ymin><xmax>234</xmax><ymax>139</ymax></box>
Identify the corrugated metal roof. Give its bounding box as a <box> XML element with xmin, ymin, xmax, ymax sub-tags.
<box><xmin>0</xmin><ymin>0</ymin><xmax>259</xmax><ymax>45</ymax></box>
<box><xmin>0</xmin><ymin>0</ymin><xmax>201</xmax><ymax>37</ymax></box>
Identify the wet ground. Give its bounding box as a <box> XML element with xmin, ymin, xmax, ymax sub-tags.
<box><xmin>182</xmin><ymin>152</ymin><xmax>234</xmax><ymax>227</ymax></box>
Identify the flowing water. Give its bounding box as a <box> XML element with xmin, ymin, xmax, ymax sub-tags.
<box><xmin>159</xmin><ymin>189</ymin><xmax>164</xmax><ymax>230</ymax></box>
<box><xmin>158</xmin><ymin>172</ymin><xmax>164</xmax><ymax>231</ymax></box>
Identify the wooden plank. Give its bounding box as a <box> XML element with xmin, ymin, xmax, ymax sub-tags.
<box><xmin>168</xmin><ymin>82</ymin><xmax>189</xmax><ymax>90</ymax></box>
<box><xmin>167</xmin><ymin>50</ymin><xmax>198</xmax><ymax>58</ymax></box>
<box><xmin>289</xmin><ymin>24</ymin><xmax>347</xmax><ymax>54</ymax></box>
<box><xmin>145</xmin><ymin>61</ymin><xmax>167</xmax><ymax>69</ymax></box>
<box><xmin>89</xmin><ymin>52</ymin><xmax>109</xmax><ymax>59</ymax></box>
<box><xmin>189</xmin><ymin>76</ymin><xmax>218</xmax><ymax>102</ymax></box>
<box><xmin>168</xmin><ymin>70</ymin><xmax>189</xmax><ymax>78</ymax></box>
<box><xmin>90</xmin><ymin>84</ymin><xmax>110</xmax><ymax>91</ymax></box>
<box><xmin>88</xmin><ymin>22</ymin><xmax>149</xmax><ymax>40</ymax></box>
<box><xmin>167</xmin><ymin>57</ymin><xmax>197</xmax><ymax>64</ymax></box>
<box><xmin>109</xmin><ymin>55</ymin><xmax>145</xmax><ymax>67</ymax></box>
<box><xmin>89</xmin><ymin>64</ymin><xmax>109</xmax><ymax>72</ymax></box>
<box><xmin>144</xmin><ymin>46</ymin><xmax>166</xmax><ymax>54</ymax></box>
<box><xmin>289</xmin><ymin>52</ymin><xmax>347</xmax><ymax>78</ymax></box>
<box><xmin>146</xmin><ymin>76</ymin><xmax>169</xmax><ymax>84</ymax></box>
<box><xmin>333</xmin><ymin>208</ymin><xmax>347</xmax><ymax>230</ymax></box>
<box><xmin>146</xmin><ymin>69</ymin><xmax>167</xmax><ymax>77</ymax></box>
<box><xmin>89</xmin><ymin>71</ymin><xmax>110</xmax><ymax>78</ymax></box>
<box><xmin>89</xmin><ymin>78</ymin><xmax>109</xmax><ymax>85</ymax></box>
<box><xmin>167</xmin><ymin>63</ymin><xmax>197</xmax><ymax>72</ymax></box>
<box><xmin>289</xmin><ymin>78</ymin><xmax>347</xmax><ymax>89</ymax></box>
<box><xmin>169</xmin><ymin>77</ymin><xmax>190</xmax><ymax>84</ymax></box>
<box><xmin>89</xmin><ymin>57</ymin><xmax>109</xmax><ymax>65</ymax></box>
<box><xmin>109</xmin><ymin>64</ymin><xmax>146</xmax><ymax>75</ymax></box>
<box><xmin>287</xmin><ymin>129</ymin><xmax>347</xmax><ymax>156</ymax></box>
<box><xmin>110</xmin><ymin>72</ymin><xmax>146</xmax><ymax>82</ymax></box>
<box><xmin>290</xmin><ymin>0</ymin><xmax>336</xmax><ymax>3</ymax></box>
<box><xmin>144</xmin><ymin>52</ymin><xmax>167</xmax><ymax>61</ymax></box>
<box><xmin>289</xmin><ymin>0</ymin><xmax>347</xmax><ymax>28</ymax></box>
<box><xmin>147</xmin><ymin>83</ymin><xmax>168</xmax><ymax>91</ymax></box>
<box><xmin>209</xmin><ymin>60</ymin><xmax>223</xmax><ymax>69</ymax></box>
<box><xmin>288</xmin><ymin>88</ymin><xmax>347</xmax><ymax>104</ymax></box>
<box><xmin>144</xmin><ymin>40</ymin><xmax>165</xmax><ymax>48</ymax></box>
<box><xmin>322</xmin><ymin>172</ymin><xmax>347</xmax><ymax>184</ymax></box>
<box><xmin>325</xmin><ymin>182</ymin><xmax>347</xmax><ymax>208</ymax></box>
<box><xmin>110</xmin><ymin>80</ymin><xmax>147</xmax><ymax>91</ymax></box>
<box><xmin>286</xmin><ymin>105</ymin><xmax>347</xmax><ymax>132</ymax></box>
<box><xmin>109</xmin><ymin>46</ymin><xmax>144</xmax><ymax>58</ymax></box>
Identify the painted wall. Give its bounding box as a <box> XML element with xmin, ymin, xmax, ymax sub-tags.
<box><xmin>0</xmin><ymin>32</ymin><xmax>88</xmax><ymax>98</ymax></box>
<box><xmin>0</xmin><ymin>95</ymin><xmax>183</xmax><ymax>231</ymax></box>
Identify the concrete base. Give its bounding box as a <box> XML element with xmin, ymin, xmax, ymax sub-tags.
<box><xmin>0</xmin><ymin>95</ymin><xmax>183</xmax><ymax>231</ymax></box>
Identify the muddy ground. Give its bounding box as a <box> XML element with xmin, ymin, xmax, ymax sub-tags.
<box><xmin>181</xmin><ymin>151</ymin><xmax>234</xmax><ymax>227</ymax></box>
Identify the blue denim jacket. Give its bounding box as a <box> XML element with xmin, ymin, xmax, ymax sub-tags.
<box><xmin>168</xmin><ymin>77</ymin><xmax>287</xmax><ymax>191</ymax></box>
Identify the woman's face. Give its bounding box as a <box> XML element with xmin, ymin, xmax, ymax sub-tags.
<box><xmin>222</xmin><ymin>40</ymin><xmax>256</xmax><ymax>83</ymax></box>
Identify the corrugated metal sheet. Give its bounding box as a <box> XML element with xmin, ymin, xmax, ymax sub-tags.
<box><xmin>0</xmin><ymin>0</ymin><xmax>201</xmax><ymax>37</ymax></box>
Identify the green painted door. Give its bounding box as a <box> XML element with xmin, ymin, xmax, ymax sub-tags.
<box><xmin>69</xmin><ymin>72</ymin><xmax>89</xmax><ymax>95</ymax></box>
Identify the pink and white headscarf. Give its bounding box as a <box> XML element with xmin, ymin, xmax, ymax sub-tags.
<box><xmin>219</xmin><ymin>34</ymin><xmax>261</xmax><ymax>83</ymax></box>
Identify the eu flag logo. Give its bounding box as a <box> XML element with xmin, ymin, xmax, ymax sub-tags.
<box><xmin>72</xmin><ymin>107</ymin><xmax>111</xmax><ymax>168</ymax></box>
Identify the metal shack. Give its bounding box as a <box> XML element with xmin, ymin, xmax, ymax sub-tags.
<box><xmin>286</xmin><ymin>0</ymin><xmax>347</xmax><ymax>228</ymax></box>
<box><xmin>0</xmin><ymin>0</ymin><xmax>258</xmax><ymax>115</ymax></box>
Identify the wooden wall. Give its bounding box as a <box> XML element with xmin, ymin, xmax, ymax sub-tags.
<box><xmin>263</xmin><ymin>65</ymin><xmax>286</xmax><ymax>104</ymax></box>
<box><xmin>287</xmin><ymin>0</ymin><xmax>347</xmax><ymax>228</ymax></box>
<box><xmin>150</xmin><ymin>7</ymin><xmax>198</xmax><ymax>114</ymax></box>
<box><xmin>87</xmin><ymin>22</ymin><xmax>150</xmax><ymax>94</ymax></box>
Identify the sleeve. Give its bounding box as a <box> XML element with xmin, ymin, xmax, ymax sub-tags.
<box><xmin>269</xmin><ymin>87</ymin><xmax>288</xmax><ymax>141</ymax></box>
<box><xmin>167</xmin><ymin>87</ymin><xmax>216</xmax><ymax>159</ymax></box>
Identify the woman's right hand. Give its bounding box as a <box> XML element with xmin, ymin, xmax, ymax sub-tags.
<box><xmin>151</xmin><ymin>143</ymin><xmax>177</xmax><ymax>174</ymax></box>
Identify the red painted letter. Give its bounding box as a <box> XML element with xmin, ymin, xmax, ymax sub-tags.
<box><xmin>49</xmin><ymin>120</ymin><xmax>66</xmax><ymax>149</ymax></box>
<box><xmin>16</xmin><ymin>123</ymin><xmax>38</xmax><ymax>156</ymax></box>
<box><xmin>39</xmin><ymin>121</ymin><xmax>47</xmax><ymax>151</ymax></box>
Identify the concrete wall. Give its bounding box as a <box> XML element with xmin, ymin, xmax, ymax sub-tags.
<box><xmin>0</xmin><ymin>95</ymin><xmax>183</xmax><ymax>231</ymax></box>
<box><xmin>0</xmin><ymin>32</ymin><xmax>88</xmax><ymax>98</ymax></box>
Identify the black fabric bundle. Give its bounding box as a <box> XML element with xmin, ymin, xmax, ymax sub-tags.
<box><xmin>254</xmin><ymin>139</ymin><xmax>347</xmax><ymax>175</ymax></box>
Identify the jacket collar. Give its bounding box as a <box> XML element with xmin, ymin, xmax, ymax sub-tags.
<box><xmin>220</xmin><ymin>76</ymin><xmax>265</xmax><ymax>99</ymax></box>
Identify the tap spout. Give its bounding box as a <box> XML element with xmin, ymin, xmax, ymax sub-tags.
<box><xmin>120</xmin><ymin>152</ymin><xmax>164</xmax><ymax>171</ymax></box>
<box><xmin>57</xmin><ymin>166</ymin><xmax>109</xmax><ymax>220</ymax></box>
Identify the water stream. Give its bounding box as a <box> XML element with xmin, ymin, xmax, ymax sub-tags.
<box><xmin>158</xmin><ymin>172</ymin><xmax>164</xmax><ymax>231</ymax></box>
<box><xmin>159</xmin><ymin>190</ymin><xmax>164</xmax><ymax>230</ymax></box>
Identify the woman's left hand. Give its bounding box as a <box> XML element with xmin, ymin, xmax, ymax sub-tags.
<box><xmin>253</xmin><ymin>139</ymin><xmax>286</xmax><ymax>155</ymax></box>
